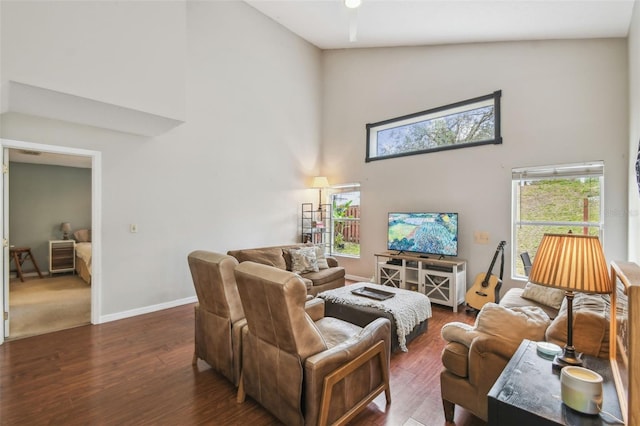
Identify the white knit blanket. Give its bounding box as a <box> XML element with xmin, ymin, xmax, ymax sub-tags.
<box><xmin>318</xmin><ymin>283</ymin><xmax>432</xmax><ymax>352</ymax></box>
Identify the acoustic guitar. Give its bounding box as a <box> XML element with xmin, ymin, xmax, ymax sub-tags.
<box><xmin>466</xmin><ymin>241</ymin><xmax>506</xmax><ymax>311</ymax></box>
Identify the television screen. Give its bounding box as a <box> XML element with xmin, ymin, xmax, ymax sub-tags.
<box><xmin>387</xmin><ymin>212</ymin><xmax>458</xmax><ymax>257</ymax></box>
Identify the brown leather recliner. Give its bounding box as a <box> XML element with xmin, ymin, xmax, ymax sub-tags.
<box><xmin>234</xmin><ymin>261</ymin><xmax>392</xmax><ymax>426</ymax></box>
<box><xmin>187</xmin><ymin>250</ymin><xmax>246</xmax><ymax>386</ymax></box>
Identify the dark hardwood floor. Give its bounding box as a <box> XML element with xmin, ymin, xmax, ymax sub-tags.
<box><xmin>0</xmin><ymin>302</ymin><xmax>487</xmax><ymax>426</ymax></box>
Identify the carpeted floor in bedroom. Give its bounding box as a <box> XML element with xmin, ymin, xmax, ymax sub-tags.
<box><xmin>8</xmin><ymin>274</ymin><xmax>90</xmax><ymax>340</ymax></box>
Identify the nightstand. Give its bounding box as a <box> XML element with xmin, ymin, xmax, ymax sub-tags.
<box><xmin>49</xmin><ymin>240</ymin><xmax>75</xmax><ymax>274</ymax></box>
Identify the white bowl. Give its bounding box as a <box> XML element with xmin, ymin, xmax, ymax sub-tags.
<box><xmin>536</xmin><ymin>341</ymin><xmax>562</xmax><ymax>358</ymax></box>
<box><xmin>560</xmin><ymin>366</ymin><xmax>603</xmax><ymax>415</ymax></box>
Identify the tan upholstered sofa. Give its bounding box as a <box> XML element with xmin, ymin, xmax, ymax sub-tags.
<box><xmin>228</xmin><ymin>244</ymin><xmax>345</xmax><ymax>296</ymax></box>
<box><xmin>440</xmin><ymin>284</ymin><xmax>610</xmax><ymax>422</ymax></box>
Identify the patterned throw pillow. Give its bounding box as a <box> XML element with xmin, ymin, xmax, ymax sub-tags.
<box><xmin>314</xmin><ymin>245</ymin><xmax>329</xmax><ymax>270</ymax></box>
<box><xmin>289</xmin><ymin>247</ymin><xmax>319</xmax><ymax>274</ymax></box>
<box><xmin>521</xmin><ymin>282</ymin><xmax>566</xmax><ymax>310</ymax></box>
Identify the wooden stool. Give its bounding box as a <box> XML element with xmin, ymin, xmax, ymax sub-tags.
<box><xmin>9</xmin><ymin>247</ymin><xmax>43</xmax><ymax>282</ymax></box>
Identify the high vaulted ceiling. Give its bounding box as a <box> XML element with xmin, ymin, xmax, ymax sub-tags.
<box><xmin>8</xmin><ymin>0</ymin><xmax>636</xmax><ymax>169</ymax></box>
<box><xmin>246</xmin><ymin>0</ymin><xmax>636</xmax><ymax>50</ymax></box>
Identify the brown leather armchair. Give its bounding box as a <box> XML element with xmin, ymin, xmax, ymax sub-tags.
<box><xmin>234</xmin><ymin>261</ymin><xmax>392</xmax><ymax>426</ymax></box>
<box><xmin>187</xmin><ymin>250</ymin><xmax>246</xmax><ymax>386</ymax></box>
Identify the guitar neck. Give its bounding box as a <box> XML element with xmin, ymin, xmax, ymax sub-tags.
<box><xmin>482</xmin><ymin>242</ymin><xmax>505</xmax><ymax>284</ymax></box>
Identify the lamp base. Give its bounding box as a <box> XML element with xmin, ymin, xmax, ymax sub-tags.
<box><xmin>552</xmin><ymin>351</ymin><xmax>583</xmax><ymax>373</ymax></box>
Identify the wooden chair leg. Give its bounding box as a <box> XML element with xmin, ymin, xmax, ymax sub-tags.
<box><xmin>236</xmin><ymin>371</ymin><xmax>246</xmax><ymax>403</ymax></box>
<box><xmin>26</xmin><ymin>250</ymin><xmax>44</xmax><ymax>279</ymax></box>
<box><xmin>12</xmin><ymin>252</ymin><xmax>24</xmax><ymax>282</ymax></box>
<box><xmin>443</xmin><ymin>398</ymin><xmax>455</xmax><ymax>423</ymax></box>
<box><xmin>191</xmin><ymin>352</ymin><xmax>197</xmax><ymax>366</ymax></box>
<box><xmin>383</xmin><ymin>366</ymin><xmax>392</xmax><ymax>406</ymax></box>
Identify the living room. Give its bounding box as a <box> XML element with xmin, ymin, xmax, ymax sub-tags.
<box><xmin>1</xmin><ymin>0</ymin><xmax>638</xmax><ymax>328</ymax></box>
<box><xmin>0</xmin><ymin>0</ymin><xmax>639</xmax><ymax>423</ymax></box>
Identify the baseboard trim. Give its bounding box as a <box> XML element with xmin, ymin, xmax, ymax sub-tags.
<box><xmin>98</xmin><ymin>275</ymin><xmax>374</xmax><ymax>324</ymax></box>
<box><xmin>345</xmin><ymin>274</ymin><xmax>373</xmax><ymax>283</ymax></box>
<box><xmin>99</xmin><ymin>296</ymin><xmax>198</xmax><ymax>324</ymax></box>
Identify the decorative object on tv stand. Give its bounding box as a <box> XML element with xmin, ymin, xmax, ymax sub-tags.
<box><xmin>311</xmin><ymin>176</ymin><xmax>329</xmax><ymax>208</ymax></box>
<box><xmin>528</xmin><ymin>233</ymin><xmax>612</xmax><ymax>370</ymax></box>
<box><xmin>60</xmin><ymin>222</ymin><xmax>72</xmax><ymax>240</ymax></box>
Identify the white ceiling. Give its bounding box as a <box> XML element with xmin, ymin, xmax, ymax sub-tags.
<box><xmin>245</xmin><ymin>0</ymin><xmax>636</xmax><ymax>50</ymax></box>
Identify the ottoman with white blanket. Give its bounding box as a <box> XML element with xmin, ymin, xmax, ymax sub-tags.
<box><xmin>318</xmin><ymin>282</ymin><xmax>432</xmax><ymax>352</ymax></box>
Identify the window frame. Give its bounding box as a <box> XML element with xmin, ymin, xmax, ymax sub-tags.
<box><xmin>366</xmin><ymin>90</ymin><xmax>502</xmax><ymax>162</ymax></box>
<box><xmin>511</xmin><ymin>161</ymin><xmax>605</xmax><ymax>280</ymax></box>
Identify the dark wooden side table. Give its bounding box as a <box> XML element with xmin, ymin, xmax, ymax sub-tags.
<box><xmin>488</xmin><ymin>339</ymin><xmax>622</xmax><ymax>426</ymax></box>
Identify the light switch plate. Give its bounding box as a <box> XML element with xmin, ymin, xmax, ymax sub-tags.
<box><xmin>474</xmin><ymin>231</ymin><xmax>489</xmax><ymax>244</ymax></box>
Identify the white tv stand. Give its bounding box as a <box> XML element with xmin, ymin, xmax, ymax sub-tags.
<box><xmin>374</xmin><ymin>252</ymin><xmax>467</xmax><ymax>312</ymax></box>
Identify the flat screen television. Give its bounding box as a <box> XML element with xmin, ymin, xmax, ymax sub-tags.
<box><xmin>387</xmin><ymin>212</ymin><xmax>458</xmax><ymax>257</ymax></box>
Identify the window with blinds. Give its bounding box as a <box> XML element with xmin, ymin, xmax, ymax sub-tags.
<box><xmin>511</xmin><ymin>161</ymin><xmax>604</xmax><ymax>279</ymax></box>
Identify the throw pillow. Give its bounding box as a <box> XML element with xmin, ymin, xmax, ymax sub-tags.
<box><xmin>73</xmin><ymin>229</ymin><xmax>91</xmax><ymax>242</ymax></box>
<box><xmin>474</xmin><ymin>303</ymin><xmax>551</xmax><ymax>344</ymax></box>
<box><xmin>546</xmin><ymin>310</ymin><xmax>608</xmax><ymax>358</ymax></box>
<box><xmin>521</xmin><ymin>282</ymin><xmax>566</xmax><ymax>310</ymax></box>
<box><xmin>232</xmin><ymin>248</ymin><xmax>287</xmax><ymax>270</ymax></box>
<box><xmin>314</xmin><ymin>245</ymin><xmax>329</xmax><ymax>269</ymax></box>
<box><xmin>558</xmin><ymin>291</ymin><xmax>608</xmax><ymax>317</ymax></box>
<box><xmin>289</xmin><ymin>247</ymin><xmax>319</xmax><ymax>274</ymax></box>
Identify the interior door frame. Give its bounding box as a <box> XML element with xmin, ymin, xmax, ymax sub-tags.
<box><xmin>0</xmin><ymin>138</ymin><xmax>101</xmax><ymax>344</ymax></box>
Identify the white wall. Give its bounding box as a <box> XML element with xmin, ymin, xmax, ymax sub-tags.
<box><xmin>1</xmin><ymin>0</ymin><xmax>186</xmax><ymax>121</ymax></box>
<box><xmin>1</xmin><ymin>1</ymin><xmax>322</xmax><ymax>317</ymax></box>
<box><xmin>0</xmin><ymin>0</ymin><xmax>634</xmax><ymax>318</ymax></box>
<box><xmin>629</xmin><ymin>0</ymin><xmax>640</xmax><ymax>264</ymax></box>
<box><xmin>322</xmin><ymin>39</ymin><xmax>629</xmax><ymax>292</ymax></box>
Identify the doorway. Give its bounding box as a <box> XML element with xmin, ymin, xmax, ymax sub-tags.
<box><xmin>1</xmin><ymin>138</ymin><xmax>102</xmax><ymax>344</ymax></box>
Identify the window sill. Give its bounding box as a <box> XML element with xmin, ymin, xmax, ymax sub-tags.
<box><xmin>332</xmin><ymin>253</ymin><xmax>360</xmax><ymax>260</ymax></box>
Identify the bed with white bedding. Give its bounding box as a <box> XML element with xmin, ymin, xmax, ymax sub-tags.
<box><xmin>73</xmin><ymin>229</ymin><xmax>92</xmax><ymax>284</ymax></box>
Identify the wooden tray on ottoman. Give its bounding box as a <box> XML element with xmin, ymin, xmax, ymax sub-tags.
<box><xmin>351</xmin><ymin>286</ymin><xmax>395</xmax><ymax>301</ymax></box>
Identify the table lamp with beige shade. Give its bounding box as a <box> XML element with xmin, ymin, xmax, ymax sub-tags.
<box><xmin>528</xmin><ymin>233</ymin><xmax>613</xmax><ymax>369</ymax></box>
<box><xmin>60</xmin><ymin>222</ymin><xmax>72</xmax><ymax>240</ymax></box>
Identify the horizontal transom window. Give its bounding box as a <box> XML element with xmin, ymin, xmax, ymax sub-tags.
<box><xmin>366</xmin><ymin>91</ymin><xmax>502</xmax><ymax>162</ymax></box>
